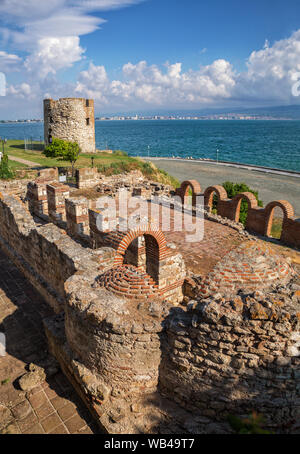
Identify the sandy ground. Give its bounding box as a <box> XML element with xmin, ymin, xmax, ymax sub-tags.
<box><xmin>145</xmin><ymin>158</ymin><xmax>300</xmax><ymax>218</ymax></box>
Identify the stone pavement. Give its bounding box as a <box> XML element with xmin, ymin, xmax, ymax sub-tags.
<box><xmin>0</xmin><ymin>249</ymin><xmax>99</xmax><ymax>434</ymax></box>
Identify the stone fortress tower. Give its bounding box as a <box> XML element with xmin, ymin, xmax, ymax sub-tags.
<box><xmin>44</xmin><ymin>98</ymin><xmax>96</xmax><ymax>154</ymax></box>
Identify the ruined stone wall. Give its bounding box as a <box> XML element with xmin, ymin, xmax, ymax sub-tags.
<box><xmin>44</xmin><ymin>98</ymin><xmax>95</xmax><ymax>154</ymax></box>
<box><xmin>48</xmin><ymin>248</ymin><xmax>300</xmax><ymax>434</ymax></box>
<box><xmin>159</xmin><ymin>295</ymin><xmax>300</xmax><ymax>432</ymax></box>
<box><xmin>76</xmin><ymin>167</ymin><xmax>99</xmax><ymax>188</ymax></box>
<box><xmin>47</xmin><ymin>182</ymin><xmax>70</xmax><ymax>223</ymax></box>
<box><xmin>0</xmin><ymin>193</ymin><xmax>113</xmax><ymax>312</ymax></box>
<box><xmin>57</xmin><ymin>270</ymin><xmax>170</xmax><ymax>433</ymax></box>
<box><xmin>65</xmin><ymin>274</ymin><xmax>163</xmax><ymax>399</ymax></box>
<box><xmin>1</xmin><ymin>183</ymin><xmax>299</xmax><ymax>433</ymax></box>
<box><xmin>65</xmin><ymin>197</ymin><xmax>90</xmax><ymax>238</ymax></box>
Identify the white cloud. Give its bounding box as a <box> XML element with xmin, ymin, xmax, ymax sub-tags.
<box><xmin>24</xmin><ymin>37</ymin><xmax>85</xmax><ymax>77</ymax></box>
<box><xmin>75</xmin><ymin>59</ymin><xmax>236</xmax><ymax>108</ymax></box>
<box><xmin>72</xmin><ymin>0</ymin><xmax>144</xmax><ymax>11</ymax></box>
<box><xmin>3</xmin><ymin>13</ymin><xmax>300</xmax><ymax>116</ymax></box>
<box><xmin>0</xmin><ymin>0</ymin><xmax>65</xmax><ymax>20</ymax></box>
<box><xmin>7</xmin><ymin>82</ymin><xmax>32</xmax><ymax>98</ymax></box>
<box><xmin>0</xmin><ymin>0</ymin><xmax>143</xmax><ymax>77</ymax></box>
<box><xmin>0</xmin><ymin>51</ymin><xmax>22</xmax><ymax>72</ymax></box>
<box><xmin>235</xmin><ymin>29</ymin><xmax>300</xmax><ymax>103</ymax></box>
<box><xmin>0</xmin><ymin>0</ymin><xmax>140</xmax><ymax>19</ymax></box>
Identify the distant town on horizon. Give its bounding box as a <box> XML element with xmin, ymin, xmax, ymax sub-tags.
<box><xmin>0</xmin><ymin>110</ymin><xmax>296</xmax><ymax>124</ymax></box>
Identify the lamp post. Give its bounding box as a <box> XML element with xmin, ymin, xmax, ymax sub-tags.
<box><xmin>0</xmin><ymin>138</ymin><xmax>7</xmax><ymax>163</ymax></box>
<box><xmin>2</xmin><ymin>138</ymin><xmax>7</xmax><ymax>155</ymax></box>
<box><xmin>147</xmin><ymin>145</ymin><xmax>150</xmax><ymax>158</ymax></box>
<box><xmin>216</xmin><ymin>148</ymin><xmax>219</xmax><ymax>163</ymax></box>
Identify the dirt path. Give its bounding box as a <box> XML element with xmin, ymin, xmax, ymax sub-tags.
<box><xmin>8</xmin><ymin>155</ymin><xmax>41</xmax><ymax>167</ymax></box>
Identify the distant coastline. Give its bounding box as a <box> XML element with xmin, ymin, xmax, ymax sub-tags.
<box><xmin>0</xmin><ymin>115</ymin><xmax>295</xmax><ymax>123</ymax></box>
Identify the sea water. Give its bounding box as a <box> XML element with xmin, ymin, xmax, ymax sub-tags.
<box><xmin>1</xmin><ymin>120</ymin><xmax>300</xmax><ymax>172</ymax></box>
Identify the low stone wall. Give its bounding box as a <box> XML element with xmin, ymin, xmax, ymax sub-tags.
<box><xmin>76</xmin><ymin>167</ymin><xmax>99</xmax><ymax>189</ymax></box>
<box><xmin>38</xmin><ymin>167</ymin><xmax>59</xmax><ymax>181</ymax></box>
<box><xmin>0</xmin><ymin>193</ymin><xmax>112</xmax><ymax>312</ymax></box>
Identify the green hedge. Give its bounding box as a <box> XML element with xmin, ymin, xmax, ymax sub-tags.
<box><xmin>213</xmin><ymin>182</ymin><xmax>263</xmax><ymax>225</ymax></box>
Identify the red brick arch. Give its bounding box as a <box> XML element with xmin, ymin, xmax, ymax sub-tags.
<box><xmin>232</xmin><ymin>192</ymin><xmax>258</xmax><ymax>223</ymax></box>
<box><xmin>264</xmin><ymin>200</ymin><xmax>295</xmax><ymax>237</ymax></box>
<box><xmin>176</xmin><ymin>180</ymin><xmax>202</xmax><ymax>208</ymax></box>
<box><xmin>179</xmin><ymin>180</ymin><xmax>202</xmax><ymax>197</ymax></box>
<box><xmin>204</xmin><ymin>185</ymin><xmax>228</xmax><ymax>210</ymax></box>
<box><xmin>113</xmin><ymin>225</ymin><xmax>168</xmax><ymax>266</ymax></box>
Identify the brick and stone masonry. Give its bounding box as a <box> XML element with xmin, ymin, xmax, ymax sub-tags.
<box><xmin>27</xmin><ymin>168</ymin><xmax>59</xmax><ymax>218</ymax></box>
<box><xmin>46</xmin><ymin>182</ymin><xmax>70</xmax><ymax>223</ymax></box>
<box><xmin>89</xmin><ymin>212</ymin><xmax>186</xmax><ymax>304</ymax></box>
<box><xmin>65</xmin><ymin>197</ymin><xmax>90</xmax><ymax>238</ymax></box>
<box><xmin>0</xmin><ymin>173</ymin><xmax>300</xmax><ymax>433</ymax></box>
<box><xmin>75</xmin><ymin>167</ymin><xmax>99</xmax><ymax>189</ymax></box>
<box><xmin>44</xmin><ymin>98</ymin><xmax>95</xmax><ymax>154</ymax></box>
<box><xmin>176</xmin><ymin>179</ymin><xmax>300</xmax><ymax>249</ymax></box>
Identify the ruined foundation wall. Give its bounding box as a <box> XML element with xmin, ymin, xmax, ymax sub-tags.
<box><xmin>159</xmin><ymin>300</ymin><xmax>300</xmax><ymax>432</ymax></box>
<box><xmin>65</xmin><ymin>275</ymin><xmax>163</xmax><ymax>398</ymax></box>
<box><xmin>0</xmin><ymin>194</ymin><xmax>109</xmax><ymax>312</ymax></box>
<box><xmin>76</xmin><ymin>168</ymin><xmax>99</xmax><ymax>189</ymax></box>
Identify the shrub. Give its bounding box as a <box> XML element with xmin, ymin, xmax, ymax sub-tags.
<box><xmin>96</xmin><ymin>158</ymin><xmax>179</xmax><ymax>187</ymax></box>
<box><xmin>112</xmin><ymin>150</ymin><xmax>128</xmax><ymax>157</ymax></box>
<box><xmin>0</xmin><ymin>153</ymin><xmax>15</xmax><ymax>179</ymax></box>
<box><xmin>213</xmin><ymin>181</ymin><xmax>263</xmax><ymax>225</ymax></box>
<box><xmin>43</xmin><ymin>138</ymin><xmax>80</xmax><ymax>176</ymax></box>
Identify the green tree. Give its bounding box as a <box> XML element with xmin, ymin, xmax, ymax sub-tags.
<box><xmin>213</xmin><ymin>181</ymin><xmax>263</xmax><ymax>225</ymax></box>
<box><xmin>43</xmin><ymin>138</ymin><xmax>80</xmax><ymax>176</ymax></box>
<box><xmin>0</xmin><ymin>153</ymin><xmax>15</xmax><ymax>179</ymax></box>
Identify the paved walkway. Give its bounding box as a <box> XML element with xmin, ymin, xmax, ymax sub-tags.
<box><xmin>0</xmin><ymin>249</ymin><xmax>99</xmax><ymax>434</ymax></box>
<box><xmin>8</xmin><ymin>155</ymin><xmax>41</xmax><ymax>167</ymax></box>
<box><xmin>145</xmin><ymin>158</ymin><xmax>300</xmax><ymax>217</ymax></box>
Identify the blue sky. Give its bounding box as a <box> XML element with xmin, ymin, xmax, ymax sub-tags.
<box><xmin>1</xmin><ymin>0</ymin><xmax>300</xmax><ymax>118</ymax></box>
<box><xmin>80</xmin><ymin>0</ymin><xmax>300</xmax><ymax>74</ymax></box>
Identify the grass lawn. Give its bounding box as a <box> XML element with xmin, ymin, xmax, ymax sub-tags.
<box><xmin>270</xmin><ymin>217</ymin><xmax>283</xmax><ymax>239</ymax></box>
<box><xmin>8</xmin><ymin>159</ymin><xmax>27</xmax><ymax>169</ymax></box>
<box><xmin>4</xmin><ymin>139</ymin><xmax>152</xmax><ymax>168</ymax></box>
<box><xmin>3</xmin><ymin>139</ymin><xmax>179</xmax><ymax>187</ymax></box>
